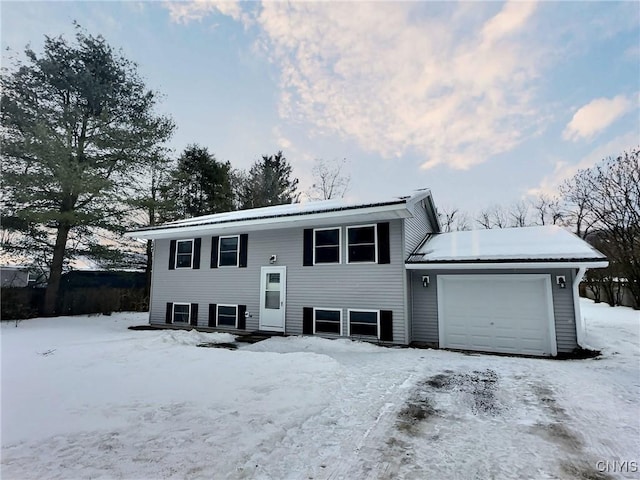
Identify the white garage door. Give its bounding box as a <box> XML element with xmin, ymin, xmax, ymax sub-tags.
<box><xmin>438</xmin><ymin>274</ymin><xmax>557</xmax><ymax>356</ymax></box>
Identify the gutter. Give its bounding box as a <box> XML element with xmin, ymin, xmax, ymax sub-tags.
<box><xmin>404</xmin><ymin>260</ymin><xmax>609</xmax><ymax>270</ymax></box>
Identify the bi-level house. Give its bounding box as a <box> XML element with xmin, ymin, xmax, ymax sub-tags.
<box><xmin>126</xmin><ymin>190</ymin><xmax>607</xmax><ymax>357</ymax></box>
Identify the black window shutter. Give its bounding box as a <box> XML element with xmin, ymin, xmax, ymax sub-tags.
<box><xmin>380</xmin><ymin>310</ymin><xmax>393</xmax><ymax>341</ymax></box>
<box><xmin>208</xmin><ymin>304</ymin><xmax>217</xmax><ymax>327</ymax></box>
<box><xmin>168</xmin><ymin>240</ymin><xmax>177</xmax><ymax>270</ymax></box>
<box><xmin>377</xmin><ymin>222</ymin><xmax>391</xmax><ymax>264</ymax></box>
<box><xmin>166</xmin><ymin>302</ymin><xmax>173</xmax><ymax>324</ymax></box>
<box><xmin>190</xmin><ymin>303</ymin><xmax>199</xmax><ymax>326</ymax></box>
<box><xmin>193</xmin><ymin>238</ymin><xmax>201</xmax><ymax>269</ymax></box>
<box><xmin>303</xmin><ymin>307</ymin><xmax>313</xmax><ymax>334</ymax></box>
<box><xmin>237</xmin><ymin>305</ymin><xmax>247</xmax><ymax>329</ymax></box>
<box><xmin>239</xmin><ymin>234</ymin><xmax>248</xmax><ymax>268</ymax></box>
<box><xmin>303</xmin><ymin>229</ymin><xmax>313</xmax><ymax>266</ymax></box>
<box><xmin>210</xmin><ymin>236</ymin><xmax>219</xmax><ymax>268</ymax></box>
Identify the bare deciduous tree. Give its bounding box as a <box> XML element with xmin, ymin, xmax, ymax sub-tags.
<box><xmin>509</xmin><ymin>201</ymin><xmax>530</xmax><ymax>227</ymax></box>
<box><xmin>531</xmin><ymin>194</ymin><xmax>565</xmax><ymax>227</ymax></box>
<box><xmin>308</xmin><ymin>158</ymin><xmax>350</xmax><ymax>200</ymax></box>
<box><xmin>438</xmin><ymin>206</ymin><xmax>472</xmax><ymax>232</ymax></box>
<box><xmin>561</xmin><ymin>149</ymin><xmax>640</xmax><ymax>308</ymax></box>
<box><xmin>476</xmin><ymin>209</ymin><xmax>492</xmax><ymax>229</ymax></box>
<box><xmin>476</xmin><ymin>205</ymin><xmax>509</xmax><ymax>229</ymax></box>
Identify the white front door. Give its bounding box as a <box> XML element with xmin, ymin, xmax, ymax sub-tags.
<box><xmin>259</xmin><ymin>266</ymin><xmax>286</xmax><ymax>332</ymax></box>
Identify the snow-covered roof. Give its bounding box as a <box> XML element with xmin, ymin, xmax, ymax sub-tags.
<box><xmin>126</xmin><ymin>190</ymin><xmax>436</xmax><ymax>240</ymax></box>
<box><xmin>406</xmin><ymin>225</ymin><xmax>608</xmax><ymax>268</ymax></box>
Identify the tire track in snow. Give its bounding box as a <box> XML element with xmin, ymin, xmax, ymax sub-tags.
<box><xmin>241</xmin><ymin>353</ymin><xmax>421</xmax><ymax>480</ymax></box>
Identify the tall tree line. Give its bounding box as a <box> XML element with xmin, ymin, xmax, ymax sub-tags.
<box><xmin>1</xmin><ymin>25</ymin><xmax>174</xmax><ymax>315</ymax></box>
<box><xmin>1</xmin><ymin>25</ymin><xmax>301</xmax><ymax>315</ymax></box>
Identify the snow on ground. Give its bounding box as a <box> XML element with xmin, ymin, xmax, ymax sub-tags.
<box><xmin>1</xmin><ymin>300</ymin><xmax>638</xmax><ymax>479</ymax></box>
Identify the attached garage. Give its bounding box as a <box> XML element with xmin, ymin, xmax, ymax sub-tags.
<box><xmin>437</xmin><ymin>274</ymin><xmax>556</xmax><ymax>356</ymax></box>
<box><xmin>406</xmin><ymin>226</ymin><xmax>609</xmax><ymax>357</ymax></box>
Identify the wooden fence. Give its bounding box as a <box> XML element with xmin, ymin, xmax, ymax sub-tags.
<box><xmin>1</xmin><ymin>271</ymin><xmax>148</xmax><ymax>319</ymax></box>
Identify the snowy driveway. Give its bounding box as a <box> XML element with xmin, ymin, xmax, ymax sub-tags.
<box><xmin>2</xmin><ymin>300</ymin><xmax>638</xmax><ymax>479</ymax></box>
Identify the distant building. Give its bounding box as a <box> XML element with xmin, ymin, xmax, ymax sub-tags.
<box><xmin>0</xmin><ymin>266</ymin><xmax>31</xmax><ymax>288</ymax></box>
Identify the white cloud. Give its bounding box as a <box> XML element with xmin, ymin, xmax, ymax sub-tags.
<box><xmin>164</xmin><ymin>0</ymin><xmax>244</xmax><ymax>24</ymax></box>
<box><xmin>256</xmin><ymin>1</ymin><xmax>545</xmax><ymax>170</ymax></box>
<box><xmin>164</xmin><ymin>1</ymin><xmax>550</xmax><ymax>170</ymax></box>
<box><xmin>563</xmin><ymin>95</ymin><xmax>634</xmax><ymax>141</ymax></box>
<box><xmin>527</xmin><ymin>130</ymin><xmax>639</xmax><ymax>198</ymax></box>
<box><xmin>481</xmin><ymin>1</ymin><xmax>538</xmax><ymax>45</ymax></box>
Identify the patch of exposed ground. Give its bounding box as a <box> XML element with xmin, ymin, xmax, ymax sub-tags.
<box><xmin>532</xmin><ymin>422</ymin><xmax>583</xmax><ymax>453</ymax></box>
<box><xmin>196</xmin><ymin>342</ymin><xmax>238</xmax><ymax>350</ymax></box>
<box><xmin>396</xmin><ymin>396</ymin><xmax>438</xmax><ymax>434</ymax></box>
<box><xmin>533</xmin><ymin>384</ymin><xmax>568</xmax><ymax>418</ymax></box>
<box><xmin>530</xmin><ymin>383</ymin><xmax>586</xmax><ymax>453</ymax></box>
<box><xmin>426</xmin><ymin>368</ymin><xmax>501</xmax><ymax>415</ymax></box>
<box><xmin>560</xmin><ymin>461</ymin><xmax>616</xmax><ymax>480</ymax></box>
<box><xmin>395</xmin><ymin>369</ymin><xmax>501</xmax><ymax>436</ymax></box>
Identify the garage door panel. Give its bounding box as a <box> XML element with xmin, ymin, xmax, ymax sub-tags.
<box><xmin>438</xmin><ymin>275</ymin><xmax>556</xmax><ymax>356</ymax></box>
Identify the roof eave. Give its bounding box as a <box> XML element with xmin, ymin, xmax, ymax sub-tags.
<box><xmin>404</xmin><ymin>259</ymin><xmax>609</xmax><ymax>270</ymax></box>
<box><xmin>126</xmin><ymin>202</ymin><xmax>412</xmax><ymax>240</ymax></box>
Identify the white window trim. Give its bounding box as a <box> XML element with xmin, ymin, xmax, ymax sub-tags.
<box><xmin>313</xmin><ymin>307</ymin><xmax>343</xmax><ymax>336</ymax></box>
<box><xmin>175</xmin><ymin>239</ymin><xmax>194</xmax><ymax>269</ymax></box>
<box><xmin>346</xmin><ymin>224</ymin><xmax>378</xmax><ymax>264</ymax></box>
<box><xmin>347</xmin><ymin>308</ymin><xmax>380</xmax><ymax>339</ymax></box>
<box><xmin>312</xmin><ymin>227</ymin><xmax>342</xmax><ymax>265</ymax></box>
<box><xmin>218</xmin><ymin>235</ymin><xmax>240</xmax><ymax>268</ymax></box>
<box><xmin>172</xmin><ymin>302</ymin><xmax>191</xmax><ymax>324</ymax></box>
<box><xmin>216</xmin><ymin>304</ymin><xmax>238</xmax><ymax>328</ymax></box>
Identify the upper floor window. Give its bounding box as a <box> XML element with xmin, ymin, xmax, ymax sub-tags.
<box><xmin>176</xmin><ymin>240</ymin><xmax>194</xmax><ymax>268</ymax></box>
<box><xmin>314</xmin><ymin>228</ymin><xmax>340</xmax><ymax>264</ymax></box>
<box><xmin>347</xmin><ymin>225</ymin><xmax>377</xmax><ymax>263</ymax></box>
<box><xmin>219</xmin><ymin>235</ymin><xmax>239</xmax><ymax>267</ymax></box>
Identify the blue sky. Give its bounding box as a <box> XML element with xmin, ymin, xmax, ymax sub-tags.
<box><xmin>2</xmin><ymin>1</ymin><xmax>639</xmax><ymax>214</ymax></box>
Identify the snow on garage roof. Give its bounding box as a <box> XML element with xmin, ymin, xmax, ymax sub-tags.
<box><xmin>406</xmin><ymin>225</ymin><xmax>608</xmax><ymax>268</ymax></box>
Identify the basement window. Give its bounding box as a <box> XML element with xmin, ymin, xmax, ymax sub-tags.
<box><xmin>348</xmin><ymin>309</ymin><xmax>379</xmax><ymax>338</ymax></box>
<box><xmin>173</xmin><ymin>303</ymin><xmax>191</xmax><ymax>324</ymax></box>
<box><xmin>314</xmin><ymin>308</ymin><xmax>342</xmax><ymax>335</ymax></box>
<box><xmin>217</xmin><ymin>305</ymin><xmax>238</xmax><ymax>327</ymax></box>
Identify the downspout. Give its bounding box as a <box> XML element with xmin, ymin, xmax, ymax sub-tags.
<box><xmin>401</xmin><ymin>221</ymin><xmax>410</xmax><ymax>345</ymax></box>
<box><xmin>148</xmin><ymin>239</ymin><xmax>157</xmax><ymax>325</ymax></box>
<box><xmin>573</xmin><ymin>267</ymin><xmax>587</xmax><ymax>347</ymax></box>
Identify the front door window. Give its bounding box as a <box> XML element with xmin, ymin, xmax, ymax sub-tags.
<box><xmin>265</xmin><ymin>273</ymin><xmax>280</xmax><ymax>309</ymax></box>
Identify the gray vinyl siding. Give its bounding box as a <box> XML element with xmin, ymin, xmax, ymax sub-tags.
<box><xmin>149</xmin><ymin>219</ymin><xmax>408</xmax><ymax>344</ymax></box>
<box><xmin>404</xmin><ymin>199</ymin><xmax>433</xmax><ymax>256</ymax></box>
<box><xmin>553</xmin><ymin>268</ymin><xmax>578</xmax><ymax>352</ymax></box>
<box><xmin>409</xmin><ymin>268</ymin><xmax>578</xmax><ymax>353</ymax></box>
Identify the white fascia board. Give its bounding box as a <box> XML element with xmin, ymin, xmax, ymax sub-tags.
<box><xmin>405</xmin><ymin>260</ymin><xmax>609</xmax><ymax>270</ymax></box>
<box><xmin>126</xmin><ymin>203</ymin><xmax>411</xmax><ymax>240</ymax></box>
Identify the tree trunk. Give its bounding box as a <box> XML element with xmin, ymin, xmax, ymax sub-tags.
<box><xmin>42</xmin><ymin>223</ymin><xmax>71</xmax><ymax>316</ymax></box>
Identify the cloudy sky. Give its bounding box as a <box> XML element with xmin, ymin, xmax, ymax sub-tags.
<box><xmin>2</xmin><ymin>1</ymin><xmax>639</xmax><ymax>214</ymax></box>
